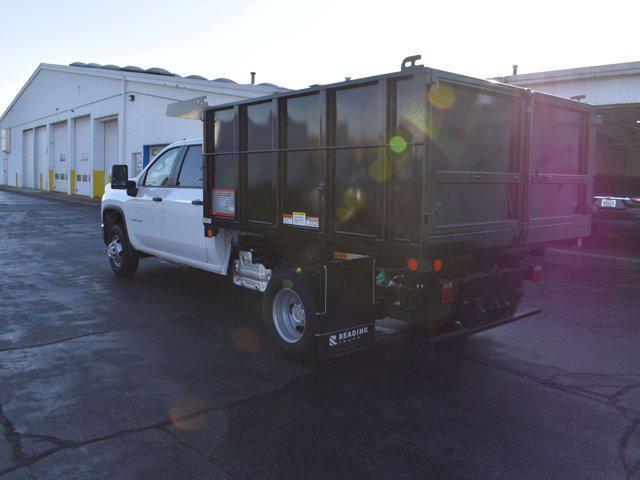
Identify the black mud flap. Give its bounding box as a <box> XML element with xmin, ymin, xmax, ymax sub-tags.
<box><xmin>316</xmin><ymin>258</ymin><xmax>377</xmax><ymax>360</ymax></box>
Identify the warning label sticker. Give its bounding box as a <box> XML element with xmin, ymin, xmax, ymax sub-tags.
<box><xmin>292</xmin><ymin>212</ymin><xmax>306</xmax><ymax>227</ymax></box>
<box><xmin>283</xmin><ymin>212</ymin><xmax>319</xmax><ymax>228</ymax></box>
<box><xmin>212</xmin><ymin>189</ymin><xmax>235</xmax><ymax>217</ymax></box>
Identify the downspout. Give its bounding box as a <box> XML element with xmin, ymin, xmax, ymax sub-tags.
<box><xmin>121</xmin><ymin>76</ymin><xmax>127</xmax><ymax>172</ymax></box>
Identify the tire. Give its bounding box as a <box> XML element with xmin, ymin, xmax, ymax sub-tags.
<box><xmin>263</xmin><ymin>270</ymin><xmax>318</xmax><ymax>362</ymax></box>
<box><xmin>106</xmin><ymin>223</ymin><xmax>139</xmax><ymax>277</ymax></box>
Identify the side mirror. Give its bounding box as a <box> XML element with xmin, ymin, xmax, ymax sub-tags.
<box><xmin>126</xmin><ymin>180</ymin><xmax>138</xmax><ymax>197</ymax></box>
<box><xmin>111</xmin><ymin>165</ymin><xmax>128</xmax><ymax>189</ymax></box>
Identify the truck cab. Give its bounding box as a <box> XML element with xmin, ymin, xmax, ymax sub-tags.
<box><xmin>101</xmin><ymin>139</ymin><xmax>231</xmax><ymax>276</ymax></box>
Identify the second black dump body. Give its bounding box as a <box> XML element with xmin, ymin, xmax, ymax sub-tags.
<box><xmin>202</xmin><ymin>62</ymin><xmax>595</xmax><ymax>260</ymax></box>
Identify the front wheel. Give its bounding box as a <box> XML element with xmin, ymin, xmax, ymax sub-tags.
<box><xmin>106</xmin><ymin>224</ymin><xmax>139</xmax><ymax>277</ymax></box>
<box><xmin>263</xmin><ymin>270</ymin><xmax>318</xmax><ymax>362</ymax></box>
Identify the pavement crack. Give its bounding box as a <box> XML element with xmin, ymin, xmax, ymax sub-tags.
<box><xmin>0</xmin><ymin>313</ymin><xmax>205</xmax><ymax>354</ymax></box>
<box><xmin>619</xmin><ymin>419</ymin><xmax>640</xmax><ymax>480</ymax></box>
<box><xmin>19</xmin><ymin>433</ymin><xmax>78</xmax><ymax>448</ymax></box>
<box><xmin>444</xmin><ymin>350</ymin><xmax>640</xmax><ymax>478</ymax></box>
<box><xmin>27</xmin><ymin>465</ymin><xmax>38</xmax><ymax>480</ymax></box>
<box><xmin>0</xmin><ymin>380</ymin><xmax>295</xmax><ymax>478</ymax></box>
<box><xmin>0</xmin><ymin>404</ymin><xmax>26</xmax><ymax>466</ymax></box>
<box><xmin>162</xmin><ymin>428</ymin><xmax>237</xmax><ymax>479</ymax></box>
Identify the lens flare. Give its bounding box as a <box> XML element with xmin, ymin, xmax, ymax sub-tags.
<box><xmin>368</xmin><ymin>158</ymin><xmax>391</xmax><ymax>182</ymax></box>
<box><xmin>230</xmin><ymin>326</ymin><xmax>261</xmax><ymax>353</ymax></box>
<box><xmin>389</xmin><ymin>135</ymin><xmax>408</xmax><ymax>154</ymax></box>
<box><xmin>337</xmin><ymin>206</ymin><xmax>351</xmax><ymax>221</ymax></box>
<box><xmin>343</xmin><ymin>187</ymin><xmax>366</xmax><ymax>209</ymax></box>
<box><xmin>170</xmin><ymin>395</ymin><xmax>208</xmax><ymax>431</ymax></box>
<box><xmin>427</xmin><ymin>83</ymin><xmax>455</xmax><ymax>110</ymax></box>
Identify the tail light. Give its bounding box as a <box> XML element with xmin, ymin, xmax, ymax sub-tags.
<box><xmin>630</xmin><ymin>196</ymin><xmax>640</xmax><ymax>204</ymax></box>
<box><xmin>433</xmin><ymin>258</ymin><xmax>443</xmax><ymax>272</ymax></box>
<box><xmin>441</xmin><ymin>281</ymin><xmax>455</xmax><ymax>304</ymax></box>
<box><xmin>527</xmin><ymin>265</ymin><xmax>543</xmax><ymax>284</ymax></box>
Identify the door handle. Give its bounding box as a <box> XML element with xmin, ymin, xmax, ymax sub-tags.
<box><xmin>152</xmin><ymin>197</ymin><xmax>162</xmax><ymax>202</ymax></box>
<box><xmin>191</xmin><ymin>199</ymin><xmax>204</xmax><ymax>205</ymax></box>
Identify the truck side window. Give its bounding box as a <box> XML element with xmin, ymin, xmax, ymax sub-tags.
<box><xmin>177</xmin><ymin>146</ymin><xmax>203</xmax><ymax>187</ymax></box>
<box><xmin>144</xmin><ymin>148</ymin><xmax>180</xmax><ymax>186</ymax></box>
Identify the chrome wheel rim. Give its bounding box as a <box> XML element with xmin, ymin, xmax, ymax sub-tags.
<box><xmin>107</xmin><ymin>234</ymin><xmax>124</xmax><ymax>267</ymax></box>
<box><xmin>272</xmin><ymin>288</ymin><xmax>305</xmax><ymax>343</ymax></box>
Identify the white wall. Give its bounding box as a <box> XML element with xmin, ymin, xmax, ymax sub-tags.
<box><xmin>0</xmin><ymin>65</ymin><xmax>276</xmax><ymax>192</ymax></box>
<box><xmin>122</xmin><ymin>78</ymin><xmax>245</xmax><ymax>173</ymax></box>
<box><xmin>506</xmin><ymin>75</ymin><xmax>640</xmax><ymax>106</ymax></box>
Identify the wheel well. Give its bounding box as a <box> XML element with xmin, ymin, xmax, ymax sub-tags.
<box><xmin>102</xmin><ymin>208</ymin><xmax>124</xmax><ymax>244</ymax></box>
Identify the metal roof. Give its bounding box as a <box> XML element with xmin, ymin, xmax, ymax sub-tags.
<box><xmin>495</xmin><ymin>60</ymin><xmax>640</xmax><ymax>85</ymax></box>
<box><xmin>1</xmin><ymin>63</ymin><xmax>287</xmax><ymax>124</ymax></box>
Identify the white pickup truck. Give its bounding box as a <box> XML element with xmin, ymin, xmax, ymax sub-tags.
<box><xmin>102</xmin><ymin>139</ymin><xmax>232</xmax><ymax>278</ymax></box>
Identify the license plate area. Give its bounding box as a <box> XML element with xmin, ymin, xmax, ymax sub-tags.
<box><xmin>601</xmin><ymin>198</ymin><xmax>617</xmax><ymax>208</ymax></box>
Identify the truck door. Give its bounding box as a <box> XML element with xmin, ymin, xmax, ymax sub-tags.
<box><xmin>525</xmin><ymin>94</ymin><xmax>593</xmax><ymax>243</ymax></box>
<box><xmin>127</xmin><ymin>147</ymin><xmax>182</xmax><ymax>252</ymax></box>
<box><xmin>163</xmin><ymin>145</ymin><xmax>208</xmax><ymax>264</ymax></box>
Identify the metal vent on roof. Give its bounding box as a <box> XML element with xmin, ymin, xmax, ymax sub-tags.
<box><xmin>212</xmin><ymin>78</ymin><xmax>237</xmax><ymax>84</ymax></box>
<box><xmin>146</xmin><ymin>67</ymin><xmax>173</xmax><ymax>76</ymax></box>
<box><xmin>67</xmin><ymin>62</ymin><xmax>280</xmax><ymax>86</ymax></box>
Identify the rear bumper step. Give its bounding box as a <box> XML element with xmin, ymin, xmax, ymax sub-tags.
<box><xmin>427</xmin><ymin>307</ymin><xmax>541</xmax><ymax>346</ymax></box>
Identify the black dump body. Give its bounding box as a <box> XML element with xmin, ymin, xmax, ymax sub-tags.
<box><xmin>202</xmin><ymin>64</ymin><xmax>595</xmax><ymax>260</ymax></box>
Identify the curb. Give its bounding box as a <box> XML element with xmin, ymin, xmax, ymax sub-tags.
<box><xmin>545</xmin><ymin>247</ymin><xmax>640</xmax><ymax>271</ymax></box>
<box><xmin>0</xmin><ymin>185</ymin><xmax>101</xmax><ymax>206</ymax></box>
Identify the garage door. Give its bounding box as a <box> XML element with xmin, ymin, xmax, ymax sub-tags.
<box><xmin>34</xmin><ymin>126</ymin><xmax>48</xmax><ymax>191</ymax></box>
<box><xmin>23</xmin><ymin>129</ymin><xmax>34</xmax><ymax>188</ymax></box>
<box><xmin>74</xmin><ymin>116</ymin><xmax>91</xmax><ymax>196</ymax></box>
<box><xmin>52</xmin><ymin>122</ymin><xmax>68</xmax><ymax>192</ymax></box>
<box><xmin>104</xmin><ymin>119</ymin><xmax>118</xmax><ymax>185</ymax></box>
<box><xmin>93</xmin><ymin>118</ymin><xmax>119</xmax><ymax>197</ymax></box>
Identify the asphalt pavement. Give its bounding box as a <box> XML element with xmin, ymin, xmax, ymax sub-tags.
<box><xmin>0</xmin><ymin>189</ymin><xmax>638</xmax><ymax>480</ymax></box>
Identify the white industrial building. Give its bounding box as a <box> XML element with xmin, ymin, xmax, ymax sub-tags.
<box><xmin>497</xmin><ymin>61</ymin><xmax>640</xmax><ymax>177</ymax></box>
<box><xmin>0</xmin><ymin>63</ymin><xmax>281</xmax><ymax>197</ymax></box>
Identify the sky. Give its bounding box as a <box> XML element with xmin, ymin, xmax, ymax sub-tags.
<box><xmin>1</xmin><ymin>0</ymin><xmax>639</xmax><ymax>113</ymax></box>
